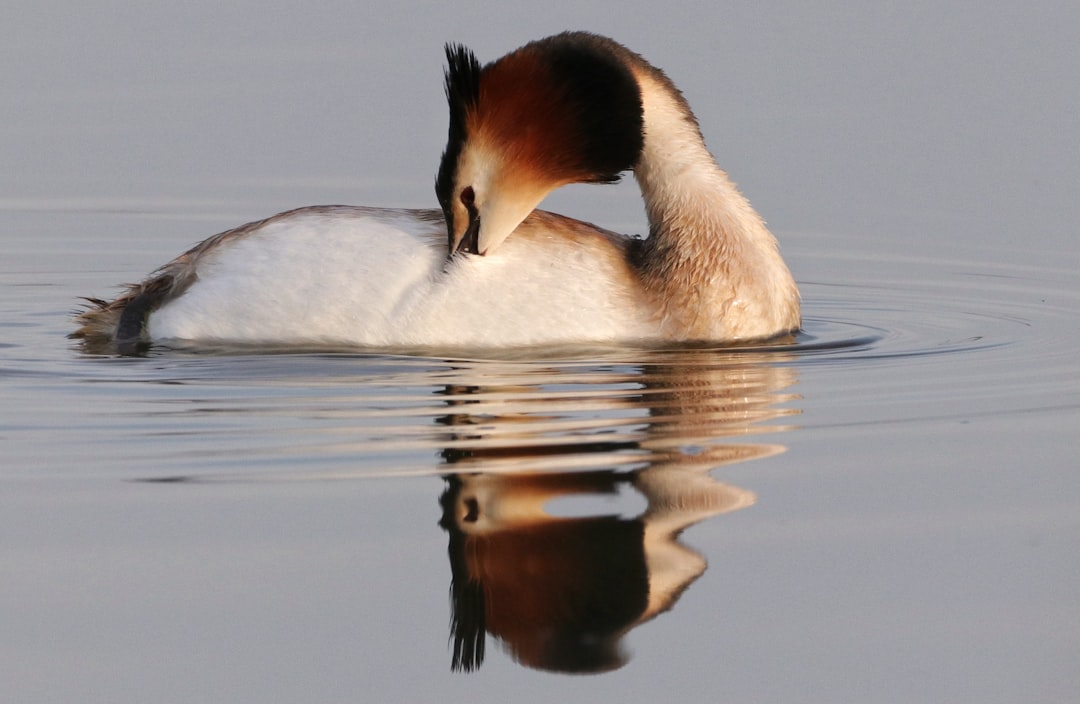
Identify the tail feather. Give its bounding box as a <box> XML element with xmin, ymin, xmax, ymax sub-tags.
<box><xmin>70</xmin><ymin>274</ymin><xmax>179</xmax><ymax>355</ymax></box>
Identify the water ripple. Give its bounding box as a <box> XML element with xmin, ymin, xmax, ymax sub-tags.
<box><xmin>3</xmin><ymin>236</ymin><xmax>1075</xmax><ymax>484</ymax></box>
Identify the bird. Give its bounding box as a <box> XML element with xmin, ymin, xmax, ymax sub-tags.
<box><xmin>72</xmin><ymin>31</ymin><xmax>800</xmax><ymax>355</ymax></box>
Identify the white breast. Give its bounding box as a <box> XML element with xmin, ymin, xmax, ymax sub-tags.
<box><xmin>147</xmin><ymin>208</ymin><xmax>654</xmax><ymax>348</ymax></box>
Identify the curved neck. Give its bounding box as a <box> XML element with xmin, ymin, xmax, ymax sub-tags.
<box><xmin>628</xmin><ymin>70</ymin><xmax>798</xmax><ymax>339</ymax></box>
<box><xmin>631</xmin><ymin>72</ymin><xmax>770</xmax><ymax>257</ymax></box>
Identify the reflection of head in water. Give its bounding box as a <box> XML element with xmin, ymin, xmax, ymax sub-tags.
<box><xmin>434</xmin><ymin>349</ymin><xmax>799</xmax><ymax>673</ymax></box>
<box><xmin>440</xmin><ymin>472</ymin><xmax>648</xmax><ymax>673</ymax></box>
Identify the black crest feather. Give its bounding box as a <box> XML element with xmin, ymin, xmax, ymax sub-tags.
<box><xmin>435</xmin><ymin>44</ymin><xmax>481</xmax><ymax>213</ymax></box>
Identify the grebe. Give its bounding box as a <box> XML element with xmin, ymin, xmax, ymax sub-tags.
<box><xmin>72</xmin><ymin>32</ymin><xmax>799</xmax><ymax>354</ymax></box>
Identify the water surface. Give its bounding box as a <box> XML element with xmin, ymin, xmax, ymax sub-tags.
<box><xmin>3</xmin><ymin>3</ymin><xmax>1079</xmax><ymax>702</ymax></box>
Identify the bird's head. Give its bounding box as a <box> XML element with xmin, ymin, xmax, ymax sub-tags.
<box><xmin>435</xmin><ymin>32</ymin><xmax>645</xmax><ymax>256</ymax></box>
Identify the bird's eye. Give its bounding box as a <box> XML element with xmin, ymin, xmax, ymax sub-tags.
<box><xmin>460</xmin><ymin>186</ymin><xmax>475</xmax><ymax>208</ymax></box>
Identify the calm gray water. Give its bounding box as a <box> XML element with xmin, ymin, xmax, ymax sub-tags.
<box><xmin>3</xmin><ymin>3</ymin><xmax>1079</xmax><ymax>702</ymax></box>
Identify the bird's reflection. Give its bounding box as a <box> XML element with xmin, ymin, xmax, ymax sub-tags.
<box><xmin>435</xmin><ymin>349</ymin><xmax>799</xmax><ymax>673</ymax></box>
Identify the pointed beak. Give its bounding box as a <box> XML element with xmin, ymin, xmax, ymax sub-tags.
<box><xmin>447</xmin><ymin>189</ymin><xmax>481</xmax><ymax>257</ymax></box>
<box><xmin>454</xmin><ymin>211</ymin><xmax>481</xmax><ymax>255</ymax></box>
<box><xmin>445</xmin><ymin>179</ymin><xmax>545</xmax><ymax>257</ymax></box>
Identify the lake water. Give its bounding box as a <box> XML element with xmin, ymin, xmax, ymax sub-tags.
<box><xmin>3</xmin><ymin>3</ymin><xmax>1078</xmax><ymax>703</ymax></box>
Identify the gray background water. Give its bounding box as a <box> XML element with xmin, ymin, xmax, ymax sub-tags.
<box><xmin>2</xmin><ymin>2</ymin><xmax>1079</xmax><ymax>702</ymax></box>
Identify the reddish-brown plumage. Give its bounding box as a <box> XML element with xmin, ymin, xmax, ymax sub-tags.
<box><xmin>471</xmin><ymin>48</ymin><xmax>581</xmax><ymax>187</ymax></box>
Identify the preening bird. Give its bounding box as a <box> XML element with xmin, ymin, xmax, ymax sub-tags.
<box><xmin>73</xmin><ymin>32</ymin><xmax>799</xmax><ymax>354</ymax></box>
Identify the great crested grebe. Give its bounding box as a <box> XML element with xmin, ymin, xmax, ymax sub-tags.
<box><xmin>72</xmin><ymin>32</ymin><xmax>800</xmax><ymax>354</ymax></box>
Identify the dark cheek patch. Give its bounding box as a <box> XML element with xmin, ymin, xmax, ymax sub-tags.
<box><xmin>477</xmin><ymin>35</ymin><xmax>644</xmax><ymax>185</ymax></box>
<box><xmin>544</xmin><ymin>38</ymin><xmax>644</xmax><ymax>180</ymax></box>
